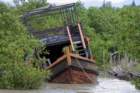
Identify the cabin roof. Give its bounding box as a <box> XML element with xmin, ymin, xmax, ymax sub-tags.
<box><xmin>22</xmin><ymin>3</ymin><xmax>76</xmax><ymax>18</ymax></box>
<box><xmin>40</xmin><ymin>35</ymin><xmax>80</xmax><ymax>46</ymax></box>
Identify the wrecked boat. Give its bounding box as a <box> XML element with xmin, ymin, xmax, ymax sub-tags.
<box><xmin>22</xmin><ymin>3</ymin><xmax>98</xmax><ymax>84</ymax></box>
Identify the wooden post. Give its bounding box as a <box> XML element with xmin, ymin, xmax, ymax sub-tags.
<box><xmin>65</xmin><ymin>47</ymin><xmax>72</xmax><ymax>65</ymax></box>
<box><xmin>85</xmin><ymin>37</ymin><xmax>93</xmax><ymax>59</ymax></box>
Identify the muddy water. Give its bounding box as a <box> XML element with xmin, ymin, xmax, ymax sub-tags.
<box><xmin>0</xmin><ymin>78</ymin><xmax>139</xmax><ymax>93</ymax></box>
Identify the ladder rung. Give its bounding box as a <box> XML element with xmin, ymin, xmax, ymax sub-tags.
<box><xmin>73</xmin><ymin>41</ymin><xmax>82</xmax><ymax>44</ymax></box>
<box><xmin>77</xmin><ymin>49</ymin><xmax>85</xmax><ymax>52</ymax></box>
<box><xmin>76</xmin><ymin>44</ymin><xmax>83</xmax><ymax>47</ymax></box>
<box><xmin>76</xmin><ymin>47</ymin><xmax>83</xmax><ymax>50</ymax></box>
<box><xmin>80</xmin><ymin>53</ymin><xmax>86</xmax><ymax>56</ymax></box>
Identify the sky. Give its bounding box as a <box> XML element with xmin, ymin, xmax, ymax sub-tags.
<box><xmin>0</xmin><ymin>0</ymin><xmax>140</xmax><ymax>7</ymax></box>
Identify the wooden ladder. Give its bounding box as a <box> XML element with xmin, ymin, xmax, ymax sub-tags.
<box><xmin>66</xmin><ymin>23</ymin><xmax>88</xmax><ymax>57</ymax></box>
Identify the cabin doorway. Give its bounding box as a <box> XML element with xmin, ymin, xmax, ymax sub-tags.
<box><xmin>41</xmin><ymin>43</ymin><xmax>70</xmax><ymax>64</ymax></box>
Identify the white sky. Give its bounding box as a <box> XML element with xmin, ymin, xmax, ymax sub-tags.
<box><xmin>47</xmin><ymin>0</ymin><xmax>125</xmax><ymax>4</ymax></box>
<box><xmin>0</xmin><ymin>0</ymin><xmax>139</xmax><ymax>7</ymax></box>
<box><xmin>48</xmin><ymin>0</ymin><xmax>126</xmax><ymax>7</ymax></box>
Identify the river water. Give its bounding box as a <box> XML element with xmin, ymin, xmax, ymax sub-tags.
<box><xmin>0</xmin><ymin>78</ymin><xmax>139</xmax><ymax>93</ymax></box>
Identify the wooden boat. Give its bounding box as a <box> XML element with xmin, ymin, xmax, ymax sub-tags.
<box><xmin>47</xmin><ymin>47</ymin><xmax>98</xmax><ymax>84</ymax></box>
<box><xmin>22</xmin><ymin>3</ymin><xmax>98</xmax><ymax>84</ymax></box>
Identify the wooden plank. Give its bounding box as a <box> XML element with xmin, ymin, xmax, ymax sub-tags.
<box><xmin>66</xmin><ymin>26</ymin><xmax>75</xmax><ymax>51</ymax></box>
<box><xmin>47</xmin><ymin>55</ymin><xmax>67</xmax><ymax>69</ymax></box>
<box><xmin>70</xmin><ymin>53</ymin><xmax>96</xmax><ymax>63</ymax></box>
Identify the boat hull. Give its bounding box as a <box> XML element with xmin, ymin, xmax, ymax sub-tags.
<box><xmin>50</xmin><ymin>66</ymin><xmax>97</xmax><ymax>84</ymax></box>
<box><xmin>47</xmin><ymin>54</ymin><xmax>98</xmax><ymax>84</ymax></box>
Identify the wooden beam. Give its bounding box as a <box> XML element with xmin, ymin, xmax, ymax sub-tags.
<box><xmin>47</xmin><ymin>55</ymin><xmax>67</xmax><ymax>69</ymax></box>
<box><xmin>66</xmin><ymin>26</ymin><xmax>75</xmax><ymax>51</ymax></box>
<box><xmin>70</xmin><ymin>53</ymin><xmax>96</xmax><ymax>63</ymax></box>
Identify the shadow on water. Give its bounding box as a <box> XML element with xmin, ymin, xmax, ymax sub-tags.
<box><xmin>0</xmin><ymin>78</ymin><xmax>139</xmax><ymax>93</ymax></box>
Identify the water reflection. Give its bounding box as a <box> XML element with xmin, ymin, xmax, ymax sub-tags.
<box><xmin>0</xmin><ymin>78</ymin><xmax>139</xmax><ymax>93</ymax></box>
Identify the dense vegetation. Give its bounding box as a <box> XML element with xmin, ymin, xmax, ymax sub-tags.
<box><xmin>0</xmin><ymin>0</ymin><xmax>139</xmax><ymax>89</ymax></box>
<box><xmin>79</xmin><ymin>4</ymin><xmax>140</xmax><ymax>89</ymax></box>
<box><xmin>80</xmin><ymin>6</ymin><xmax>140</xmax><ymax>65</ymax></box>
<box><xmin>78</xmin><ymin>4</ymin><xmax>140</xmax><ymax>89</ymax></box>
<box><xmin>132</xmin><ymin>78</ymin><xmax>140</xmax><ymax>89</ymax></box>
<box><xmin>0</xmin><ymin>1</ymin><xmax>50</xmax><ymax>89</ymax></box>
